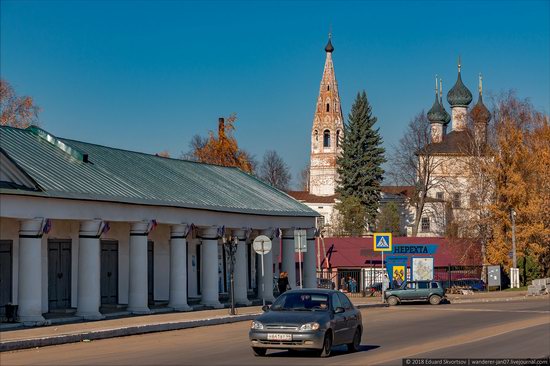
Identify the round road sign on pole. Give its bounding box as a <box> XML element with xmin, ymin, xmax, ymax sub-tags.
<box><xmin>253</xmin><ymin>235</ymin><xmax>272</xmax><ymax>255</ymax></box>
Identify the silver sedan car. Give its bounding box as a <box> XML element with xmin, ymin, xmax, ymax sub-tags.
<box><xmin>249</xmin><ymin>289</ymin><xmax>362</xmax><ymax>357</ymax></box>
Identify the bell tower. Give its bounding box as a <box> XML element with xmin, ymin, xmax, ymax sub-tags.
<box><xmin>309</xmin><ymin>34</ymin><xmax>344</xmax><ymax>196</ymax></box>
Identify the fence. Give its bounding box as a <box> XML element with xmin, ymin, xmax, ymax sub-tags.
<box><xmin>433</xmin><ymin>265</ymin><xmax>484</xmax><ymax>290</ymax></box>
<box><xmin>317</xmin><ymin>265</ymin><xmax>485</xmax><ymax>296</ymax></box>
<box><xmin>317</xmin><ymin>269</ymin><xmax>367</xmax><ymax>297</ymax></box>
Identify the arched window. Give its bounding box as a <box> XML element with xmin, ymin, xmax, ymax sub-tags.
<box><xmin>314</xmin><ymin>130</ymin><xmax>318</xmax><ymax>141</ymax></box>
<box><xmin>326</xmin><ymin>103</ymin><xmax>330</xmax><ymax>112</ymax></box>
<box><xmin>336</xmin><ymin>130</ymin><xmax>341</xmax><ymax>147</ymax></box>
<box><xmin>323</xmin><ymin>130</ymin><xmax>331</xmax><ymax>147</ymax></box>
<box><xmin>327</xmin><ymin>85</ymin><xmax>330</xmax><ymax>91</ymax></box>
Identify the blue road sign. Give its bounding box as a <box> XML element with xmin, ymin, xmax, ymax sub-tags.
<box><xmin>373</xmin><ymin>233</ymin><xmax>392</xmax><ymax>252</ymax></box>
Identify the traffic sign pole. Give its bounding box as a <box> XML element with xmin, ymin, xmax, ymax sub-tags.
<box><xmin>380</xmin><ymin>251</ymin><xmax>386</xmax><ymax>303</ymax></box>
<box><xmin>261</xmin><ymin>241</ymin><xmax>265</xmax><ymax>307</ymax></box>
<box><xmin>298</xmin><ymin>236</ymin><xmax>303</xmax><ymax>289</ymax></box>
<box><xmin>252</xmin><ymin>235</ymin><xmax>272</xmax><ymax>307</ymax></box>
<box><xmin>373</xmin><ymin>233</ymin><xmax>392</xmax><ymax>303</ymax></box>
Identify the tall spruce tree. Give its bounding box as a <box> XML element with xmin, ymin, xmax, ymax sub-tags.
<box><xmin>336</xmin><ymin>91</ymin><xmax>386</xmax><ymax>227</ymax></box>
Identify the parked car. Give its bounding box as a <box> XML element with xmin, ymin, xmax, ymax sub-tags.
<box><xmin>455</xmin><ymin>278</ymin><xmax>486</xmax><ymax>291</ymax></box>
<box><xmin>249</xmin><ymin>289</ymin><xmax>362</xmax><ymax>357</ymax></box>
<box><xmin>384</xmin><ymin>280</ymin><xmax>446</xmax><ymax>306</ymax></box>
<box><xmin>440</xmin><ymin>278</ymin><xmax>486</xmax><ymax>292</ymax></box>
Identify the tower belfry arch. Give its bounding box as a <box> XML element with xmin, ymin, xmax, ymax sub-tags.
<box><xmin>309</xmin><ymin>34</ymin><xmax>344</xmax><ymax>196</ymax></box>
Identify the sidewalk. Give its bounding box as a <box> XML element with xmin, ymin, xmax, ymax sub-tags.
<box><xmin>0</xmin><ymin>291</ymin><xmax>538</xmax><ymax>352</ymax></box>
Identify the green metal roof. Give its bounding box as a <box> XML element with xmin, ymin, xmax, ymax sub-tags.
<box><xmin>0</xmin><ymin>126</ymin><xmax>318</xmax><ymax>217</ymax></box>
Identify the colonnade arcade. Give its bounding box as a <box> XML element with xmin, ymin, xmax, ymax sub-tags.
<box><xmin>15</xmin><ymin>218</ymin><xmax>318</xmax><ymax>324</ymax></box>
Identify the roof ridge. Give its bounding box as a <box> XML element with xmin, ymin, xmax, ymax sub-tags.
<box><xmin>61</xmin><ymin>136</ymin><xmax>244</xmax><ymax>170</ymax></box>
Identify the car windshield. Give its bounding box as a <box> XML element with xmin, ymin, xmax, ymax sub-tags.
<box><xmin>271</xmin><ymin>293</ymin><xmax>329</xmax><ymax>311</ymax></box>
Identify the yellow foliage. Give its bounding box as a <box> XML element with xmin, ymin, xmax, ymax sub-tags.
<box><xmin>486</xmin><ymin>95</ymin><xmax>550</xmax><ymax>274</ymax></box>
<box><xmin>193</xmin><ymin>114</ymin><xmax>253</xmax><ymax>173</ymax></box>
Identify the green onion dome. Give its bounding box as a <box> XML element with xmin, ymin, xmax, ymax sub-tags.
<box><xmin>427</xmin><ymin>94</ymin><xmax>446</xmax><ymax>123</ymax></box>
<box><xmin>447</xmin><ymin>69</ymin><xmax>472</xmax><ymax>107</ymax></box>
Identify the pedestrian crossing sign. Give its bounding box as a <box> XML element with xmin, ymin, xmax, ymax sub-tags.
<box><xmin>373</xmin><ymin>233</ymin><xmax>392</xmax><ymax>252</ymax></box>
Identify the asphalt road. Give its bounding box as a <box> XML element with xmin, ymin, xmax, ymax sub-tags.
<box><xmin>1</xmin><ymin>299</ymin><xmax>549</xmax><ymax>366</ymax></box>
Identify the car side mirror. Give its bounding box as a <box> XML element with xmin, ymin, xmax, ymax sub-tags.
<box><xmin>261</xmin><ymin>305</ymin><xmax>270</xmax><ymax>312</ymax></box>
<box><xmin>334</xmin><ymin>307</ymin><xmax>345</xmax><ymax>314</ymax></box>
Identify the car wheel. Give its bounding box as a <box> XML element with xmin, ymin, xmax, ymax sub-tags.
<box><xmin>429</xmin><ymin>295</ymin><xmax>441</xmax><ymax>305</ymax></box>
<box><xmin>347</xmin><ymin>327</ymin><xmax>362</xmax><ymax>353</ymax></box>
<box><xmin>317</xmin><ymin>331</ymin><xmax>332</xmax><ymax>358</ymax></box>
<box><xmin>387</xmin><ymin>296</ymin><xmax>399</xmax><ymax>306</ymax></box>
<box><xmin>252</xmin><ymin>347</ymin><xmax>267</xmax><ymax>357</ymax></box>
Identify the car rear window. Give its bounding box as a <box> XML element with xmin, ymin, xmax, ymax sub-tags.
<box><xmin>430</xmin><ymin>282</ymin><xmax>439</xmax><ymax>288</ymax></box>
<box><xmin>271</xmin><ymin>293</ymin><xmax>329</xmax><ymax>311</ymax></box>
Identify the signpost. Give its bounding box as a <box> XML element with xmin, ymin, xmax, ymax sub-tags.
<box><xmin>294</xmin><ymin>229</ymin><xmax>307</xmax><ymax>289</ymax></box>
<box><xmin>253</xmin><ymin>235</ymin><xmax>272</xmax><ymax>306</ymax></box>
<box><xmin>374</xmin><ymin>233</ymin><xmax>393</xmax><ymax>302</ymax></box>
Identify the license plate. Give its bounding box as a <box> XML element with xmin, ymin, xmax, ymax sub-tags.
<box><xmin>267</xmin><ymin>333</ymin><xmax>292</xmax><ymax>341</ymax></box>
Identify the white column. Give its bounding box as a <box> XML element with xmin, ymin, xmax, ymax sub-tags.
<box><xmin>199</xmin><ymin>226</ymin><xmax>223</xmax><ymax>308</ymax></box>
<box><xmin>168</xmin><ymin>224</ymin><xmax>192</xmax><ymax>311</ymax></box>
<box><xmin>18</xmin><ymin>218</ymin><xmax>46</xmax><ymax>324</ymax></box>
<box><xmin>281</xmin><ymin>229</ymin><xmax>296</xmax><ymax>290</ymax></box>
<box><xmin>259</xmin><ymin>229</ymin><xmax>276</xmax><ymax>302</ymax></box>
<box><xmin>127</xmin><ymin>221</ymin><xmax>150</xmax><ymax>314</ymax></box>
<box><xmin>76</xmin><ymin>220</ymin><xmax>104</xmax><ymax>319</ymax></box>
<box><xmin>304</xmin><ymin>228</ymin><xmax>317</xmax><ymax>288</ymax></box>
<box><xmin>232</xmin><ymin>229</ymin><xmax>251</xmax><ymax>305</ymax></box>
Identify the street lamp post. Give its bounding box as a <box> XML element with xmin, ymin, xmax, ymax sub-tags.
<box><xmin>510</xmin><ymin>208</ymin><xmax>519</xmax><ymax>288</ymax></box>
<box><xmin>224</xmin><ymin>235</ymin><xmax>238</xmax><ymax>315</ymax></box>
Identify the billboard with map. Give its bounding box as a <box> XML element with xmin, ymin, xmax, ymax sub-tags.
<box><xmin>411</xmin><ymin>257</ymin><xmax>434</xmax><ymax>281</ymax></box>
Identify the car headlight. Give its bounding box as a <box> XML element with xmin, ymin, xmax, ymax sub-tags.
<box><xmin>251</xmin><ymin>321</ymin><xmax>264</xmax><ymax>330</ymax></box>
<box><xmin>299</xmin><ymin>322</ymin><xmax>320</xmax><ymax>331</ymax></box>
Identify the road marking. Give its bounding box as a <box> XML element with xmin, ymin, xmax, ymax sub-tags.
<box><xmin>399</xmin><ymin>307</ymin><xmax>550</xmax><ymax>314</ymax></box>
<box><xmin>331</xmin><ymin>315</ymin><xmax>550</xmax><ymax>366</ymax></box>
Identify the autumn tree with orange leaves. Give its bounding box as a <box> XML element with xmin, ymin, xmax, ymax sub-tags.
<box><xmin>190</xmin><ymin>114</ymin><xmax>254</xmax><ymax>173</ymax></box>
<box><xmin>0</xmin><ymin>79</ymin><xmax>40</xmax><ymax>128</ymax></box>
<box><xmin>460</xmin><ymin>92</ymin><xmax>550</xmax><ymax>280</ymax></box>
<box><xmin>485</xmin><ymin>93</ymin><xmax>550</xmax><ymax>280</ymax></box>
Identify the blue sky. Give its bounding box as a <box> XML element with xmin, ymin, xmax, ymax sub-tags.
<box><xmin>1</xmin><ymin>0</ymin><xmax>549</xmax><ymax>187</ymax></box>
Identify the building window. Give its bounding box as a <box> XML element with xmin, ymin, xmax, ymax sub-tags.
<box><xmin>327</xmin><ymin>85</ymin><xmax>330</xmax><ymax>91</ymax></box>
<box><xmin>323</xmin><ymin>130</ymin><xmax>331</xmax><ymax>147</ymax></box>
<box><xmin>314</xmin><ymin>130</ymin><xmax>318</xmax><ymax>141</ymax></box>
<box><xmin>421</xmin><ymin>217</ymin><xmax>430</xmax><ymax>232</ymax></box>
<box><xmin>317</xmin><ymin>216</ymin><xmax>326</xmax><ymax>228</ymax></box>
<box><xmin>326</xmin><ymin>103</ymin><xmax>330</xmax><ymax>112</ymax></box>
<box><xmin>336</xmin><ymin>130</ymin><xmax>340</xmax><ymax>147</ymax></box>
<box><xmin>436</xmin><ymin>192</ymin><xmax>444</xmax><ymax>200</ymax></box>
<box><xmin>452</xmin><ymin>193</ymin><xmax>461</xmax><ymax>208</ymax></box>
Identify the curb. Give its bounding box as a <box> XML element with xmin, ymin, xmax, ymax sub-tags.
<box><xmin>449</xmin><ymin>295</ymin><xmax>547</xmax><ymax>304</ymax></box>
<box><xmin>0</xmin><ymin>313</ymin><xmax>258</xmax><ymax>352</ymax></box>
<box><xmin>0</xmin><ymin>303</ymin><xmax>387</xmax><ymax>352</ymax></box>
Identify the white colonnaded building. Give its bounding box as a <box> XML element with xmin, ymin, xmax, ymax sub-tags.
<box><xmin>0</xmin><ymin>125</ymin><xmax>318</xmax><ymax>324</ymax></box>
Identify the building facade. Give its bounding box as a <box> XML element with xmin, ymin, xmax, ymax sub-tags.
<box><xmin>0</xmin><ymin>126</ymin><xmax>318</xmax><ymax>323</ymax></box>
<box><xmin>289</xmin><ymin>35</ymin><xmax>411</xmax><ymax>235</ymax></box>
<box><xmin>417</xmin><ymin>60</ymin><xmax>491</xmax><ymax>237</ymax></box>
<box><xmin>309</xmin><ymin>35</ymin><xmax>344</xmax><ymax>197</ymax></box>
